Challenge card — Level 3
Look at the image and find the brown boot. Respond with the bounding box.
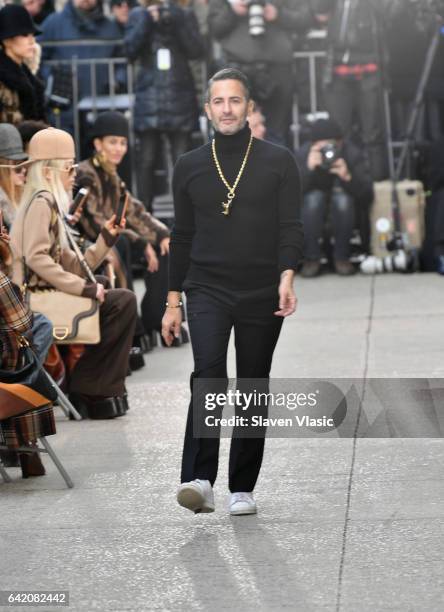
[20,450,45,478]
[334,260,356,276]
[301,260,321,278]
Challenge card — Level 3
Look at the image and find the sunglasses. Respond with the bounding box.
[54,164,79,176]
[12,165,28,175]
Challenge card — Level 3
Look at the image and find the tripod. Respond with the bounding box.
[380,14,443,253]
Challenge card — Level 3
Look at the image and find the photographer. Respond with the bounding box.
[125,0,204,211]
[208,0,316,145]
[316,0,401,181]
[297,118,373,277]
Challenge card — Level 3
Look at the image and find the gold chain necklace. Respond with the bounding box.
[211,133,253,216]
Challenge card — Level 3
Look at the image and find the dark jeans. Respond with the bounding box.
[325,72,388,181]
[30,314,53,364]
[181,285,283,493]
[302,188,355,261]
[136,129,190,211]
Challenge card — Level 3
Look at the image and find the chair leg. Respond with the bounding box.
[45,372,82,421]
[0,462,12,483]
[39,437,74,489]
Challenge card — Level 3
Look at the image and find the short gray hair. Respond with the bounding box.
[205,68,251,103]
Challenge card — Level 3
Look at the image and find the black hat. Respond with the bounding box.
[0,5,41,41]
[310,118,344,142]
[90,111,129,140]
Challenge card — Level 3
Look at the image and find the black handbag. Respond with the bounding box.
[0,336,58,402]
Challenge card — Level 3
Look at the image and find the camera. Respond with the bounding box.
[360,251,410,274]
[248,0,266,37]
[320,142,340,170]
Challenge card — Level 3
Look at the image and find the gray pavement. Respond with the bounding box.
[1,273,444,611]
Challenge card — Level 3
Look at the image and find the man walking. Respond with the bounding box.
[162,68,303,516]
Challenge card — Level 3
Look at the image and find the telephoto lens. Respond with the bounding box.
[248,0,266,36]
[360,251,409,274]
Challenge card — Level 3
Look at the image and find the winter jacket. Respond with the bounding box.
[76,157,170,245]
[208,0,315,64]
[322,0,398,66]
[39,0,122,101]
[0,50,46,125]
[297,139,374,203]
[124,4,204,132]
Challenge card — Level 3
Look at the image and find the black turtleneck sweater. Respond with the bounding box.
[169,124,304,292]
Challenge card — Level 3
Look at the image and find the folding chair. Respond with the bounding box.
[0,383,74,488]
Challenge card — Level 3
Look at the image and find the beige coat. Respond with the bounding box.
[10,191,112,297]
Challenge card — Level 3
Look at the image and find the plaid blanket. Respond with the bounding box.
[0,272,33,370]
[0,404,56,449]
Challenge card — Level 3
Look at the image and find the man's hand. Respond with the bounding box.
[274,270,298,317]
[161,291,183,346]
[329,158,351,182]
[264,3,278,21]
[231,0,248,16]
[307,143,323,171]
[159,236,170,256]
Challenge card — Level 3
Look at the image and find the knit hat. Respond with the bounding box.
[0,5,41,41]
[90,111,129,140]
[28,128,75,161]
[0,124,28,161]
[310,118,344,142]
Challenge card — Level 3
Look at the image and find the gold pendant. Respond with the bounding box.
[221,192,234,216]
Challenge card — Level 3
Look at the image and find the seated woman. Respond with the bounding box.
[76,111,188,345]
[10,127,137,419]
[0,122,53,364]
[0,229,50,477]
[76,111,170,287]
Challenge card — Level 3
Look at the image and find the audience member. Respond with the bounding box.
[39,0,123,132]
[297,118,373,277]
[10,127,137,419]
[76,111,170,286]
[125,0,204,210]
[208,0,315,145]
[0,4,46,125]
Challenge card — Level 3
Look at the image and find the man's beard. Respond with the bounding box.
[214,116,247,135]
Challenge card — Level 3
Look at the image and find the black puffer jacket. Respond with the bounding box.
[125,4,204,132]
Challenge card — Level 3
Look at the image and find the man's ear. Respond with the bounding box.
[204,102,212,121]
[43,167,52,182]
[247,99,255,116]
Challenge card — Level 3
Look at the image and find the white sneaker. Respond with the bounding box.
[177,479,215,513]
[229,492,257,515]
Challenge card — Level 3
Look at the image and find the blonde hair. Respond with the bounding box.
[17,159,72,247]
[0,158,22,208]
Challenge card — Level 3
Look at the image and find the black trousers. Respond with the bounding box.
[325,72,388,181]
[136,129,190,211]
[181,285,283,493]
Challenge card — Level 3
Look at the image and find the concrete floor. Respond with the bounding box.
[1,273,444,611]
